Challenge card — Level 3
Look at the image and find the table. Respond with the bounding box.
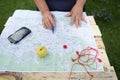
[20,16,118,80]
[0,16,118,80]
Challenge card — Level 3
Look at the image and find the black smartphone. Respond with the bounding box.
[8,27,31,44]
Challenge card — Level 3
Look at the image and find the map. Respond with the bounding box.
[0,10,103,72]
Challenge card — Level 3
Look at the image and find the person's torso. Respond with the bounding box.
[45,0,76,11]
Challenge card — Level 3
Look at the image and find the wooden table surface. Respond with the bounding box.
[0,16,118,80]
[19,16,118,80]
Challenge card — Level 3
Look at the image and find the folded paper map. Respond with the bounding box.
[0,10,103,72]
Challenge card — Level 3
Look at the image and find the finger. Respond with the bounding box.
[45,19,52,30]
[49,15,56,26]
[47,18,52,29]
[42,19,47,29]
[44,22,49,29]
[70,16,75,26]
[65,12,71,17]
[43,22,47,29]
[82,16,87,23]
[79,19,82,27]
[78,16,82,27]
[75,17,79,28]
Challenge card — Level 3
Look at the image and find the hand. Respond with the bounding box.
[65,5,86,28]
[42,11,56,30]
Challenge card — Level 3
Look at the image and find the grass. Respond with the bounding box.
[86,0,120,79]
[0,0,36,33]
[0,0,120,79]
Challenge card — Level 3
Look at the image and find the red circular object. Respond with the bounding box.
[97,58,102,62]
[63,45,67,49]
[76,51,79,55]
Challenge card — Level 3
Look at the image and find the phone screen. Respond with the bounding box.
[8,27,31,44]
[10,29,28,41]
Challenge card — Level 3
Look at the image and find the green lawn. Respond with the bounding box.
[86,1,120,79]
[0,0,120,79]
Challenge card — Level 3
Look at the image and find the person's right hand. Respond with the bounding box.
[42,11,56,30]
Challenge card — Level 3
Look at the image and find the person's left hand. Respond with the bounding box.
[65,5,86,28]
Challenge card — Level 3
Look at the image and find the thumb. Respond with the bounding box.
[65,12,71,17]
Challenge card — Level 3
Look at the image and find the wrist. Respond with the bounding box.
[73,4,83,12]
[41,9,50,15]
[42,10,52,18]
[76,0,86,8]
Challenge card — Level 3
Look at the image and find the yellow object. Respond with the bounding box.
[0,77,8,80]
[36,46,47,57]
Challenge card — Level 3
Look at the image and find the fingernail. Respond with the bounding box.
[79,24,81,27]
[76,25,78,28]
[53,22,56,26]
[47,27,51,30]
[70,23,72,26]
[53,24,56,27]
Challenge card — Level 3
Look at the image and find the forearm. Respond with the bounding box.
[34,0,49,15]
[76,0,86,8]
